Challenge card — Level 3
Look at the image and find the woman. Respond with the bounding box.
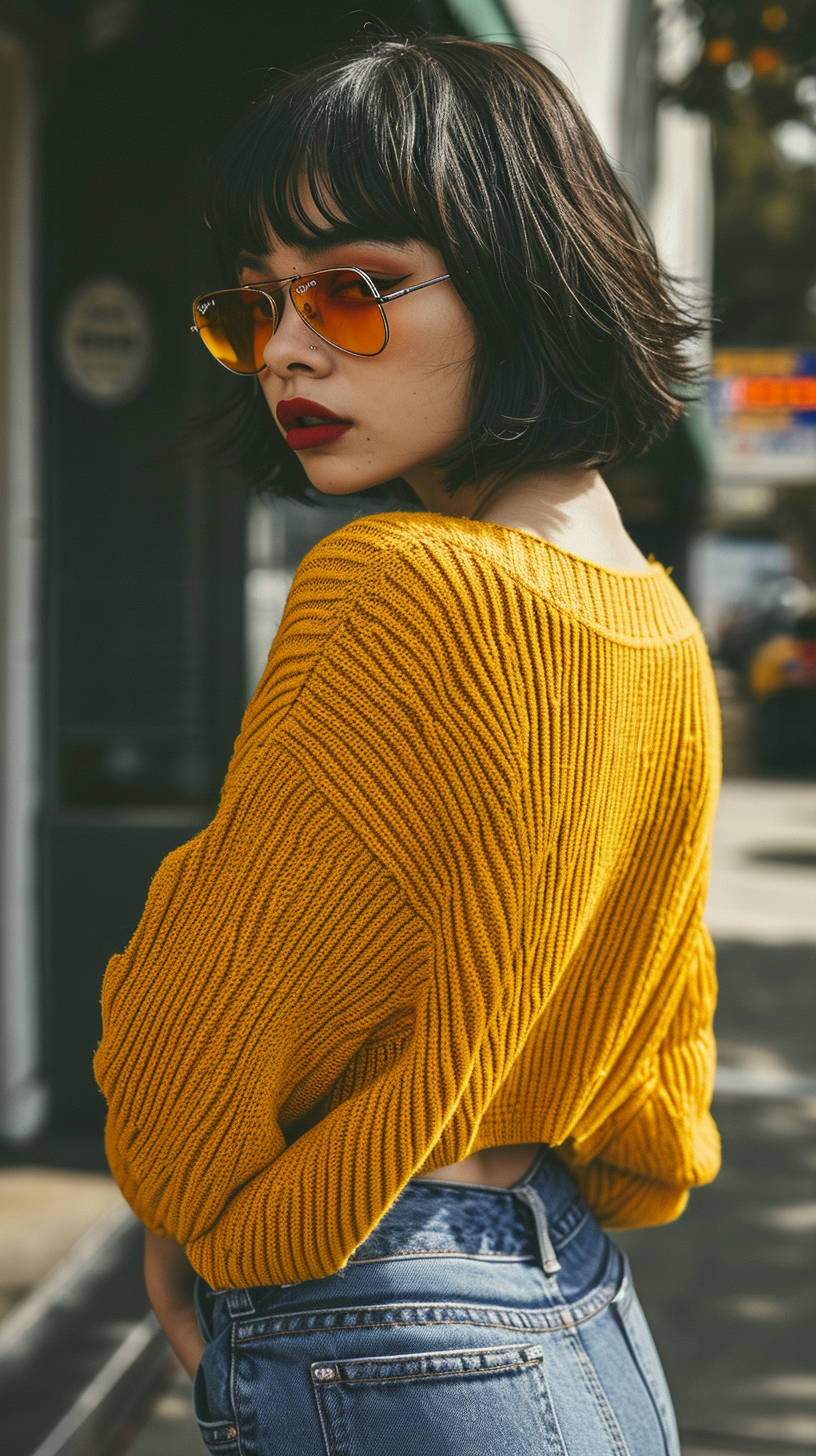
[95,36,721,1455]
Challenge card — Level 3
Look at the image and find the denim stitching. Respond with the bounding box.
[347,1251,534,1265]
[314,1342,542,1386]
[551,1208,590,1253]
[567,1325,631,1456]
[312,1376,338,1456]
[610,1262,679,1456]
[228,1320,245,1456]
[233,1281,618,1343]
[549,1201,591,1248]
[348,1245,460,1261]
[532,1361,570,1456]
[326,1356,532,1385]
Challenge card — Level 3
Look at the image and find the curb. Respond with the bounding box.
[0,1200,171,1456]
[0,1202,135,1364]
[28,1313,168,1456]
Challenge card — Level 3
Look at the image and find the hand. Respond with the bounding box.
[144,1228,206,1378]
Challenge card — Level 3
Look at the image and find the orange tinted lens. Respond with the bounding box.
[290,269,386,355]
[193,289,277,373]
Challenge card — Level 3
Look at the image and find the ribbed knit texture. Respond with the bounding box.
[95,512,721,1288]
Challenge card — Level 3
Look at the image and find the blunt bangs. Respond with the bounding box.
[205,36,701,500]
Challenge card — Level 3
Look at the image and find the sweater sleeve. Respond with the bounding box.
[96,530,534,1287]
[183,783,525,1288]
[102,744,528,1289]
[556,922,720,1227]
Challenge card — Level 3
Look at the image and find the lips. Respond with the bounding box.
[276,397,352,451]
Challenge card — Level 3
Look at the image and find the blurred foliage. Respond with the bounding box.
[712,93,816,341]
[666,1,816,117]
[665,1,816,343]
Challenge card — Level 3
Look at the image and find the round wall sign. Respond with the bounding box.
[59,278,152,405]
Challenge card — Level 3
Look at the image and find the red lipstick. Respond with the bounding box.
[276,397,352,450]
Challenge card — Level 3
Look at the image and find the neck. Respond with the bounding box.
[401,462,650,572]
[403,461,600,521]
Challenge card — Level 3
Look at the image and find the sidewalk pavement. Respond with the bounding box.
[706,779,816,943]
[0,1168,125,1322]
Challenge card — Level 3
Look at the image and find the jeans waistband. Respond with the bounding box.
[346,1149,589,1276]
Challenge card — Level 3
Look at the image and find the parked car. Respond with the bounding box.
[719,576,816,772]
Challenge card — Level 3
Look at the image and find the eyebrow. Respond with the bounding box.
[238,229,412,267]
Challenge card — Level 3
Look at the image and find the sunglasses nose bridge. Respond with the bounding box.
[258,284,311,358]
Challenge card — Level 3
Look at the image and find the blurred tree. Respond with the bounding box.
[665,0,816,343]
[712,96,816,342]
[667,0,816,117]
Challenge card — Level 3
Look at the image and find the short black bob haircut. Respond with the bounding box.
[205,34,700,503]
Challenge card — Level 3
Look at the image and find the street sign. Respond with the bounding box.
[707,348,816,480]
[59,278,152,406]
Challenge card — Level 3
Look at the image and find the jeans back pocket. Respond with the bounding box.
[311,1340,566,1456]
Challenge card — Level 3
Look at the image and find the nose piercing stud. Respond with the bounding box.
[309,345,317,351]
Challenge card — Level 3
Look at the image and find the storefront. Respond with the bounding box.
[0,0,522,1141]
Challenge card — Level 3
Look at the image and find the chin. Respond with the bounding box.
[300,460,396,497]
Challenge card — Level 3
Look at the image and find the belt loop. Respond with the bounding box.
[224,1287,254,1316]
[511,1184,561,1274]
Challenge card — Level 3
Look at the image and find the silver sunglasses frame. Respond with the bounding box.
[191,265,451,370]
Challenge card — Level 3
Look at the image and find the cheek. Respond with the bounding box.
[374,311,476,432]
[357,370,470,457]
[401,369,470,438]
[415,307,474,412]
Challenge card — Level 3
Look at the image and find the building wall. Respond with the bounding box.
[0,34,45,1139]
[506,0,632,159]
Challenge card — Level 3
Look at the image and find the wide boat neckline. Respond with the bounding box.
[427,511,662,581]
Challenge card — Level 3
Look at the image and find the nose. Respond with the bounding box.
[262,287,331,376]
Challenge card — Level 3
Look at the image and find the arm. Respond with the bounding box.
[143,1229,205,1378]
[98,535,531,1287]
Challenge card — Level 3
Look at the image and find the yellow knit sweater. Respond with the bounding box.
[95,512,721,1288]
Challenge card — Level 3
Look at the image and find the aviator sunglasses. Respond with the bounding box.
[191,265,450,373]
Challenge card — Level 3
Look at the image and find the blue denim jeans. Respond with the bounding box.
[193,1149,680,1455]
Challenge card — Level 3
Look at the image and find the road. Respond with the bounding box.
[127,779,816,1456]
